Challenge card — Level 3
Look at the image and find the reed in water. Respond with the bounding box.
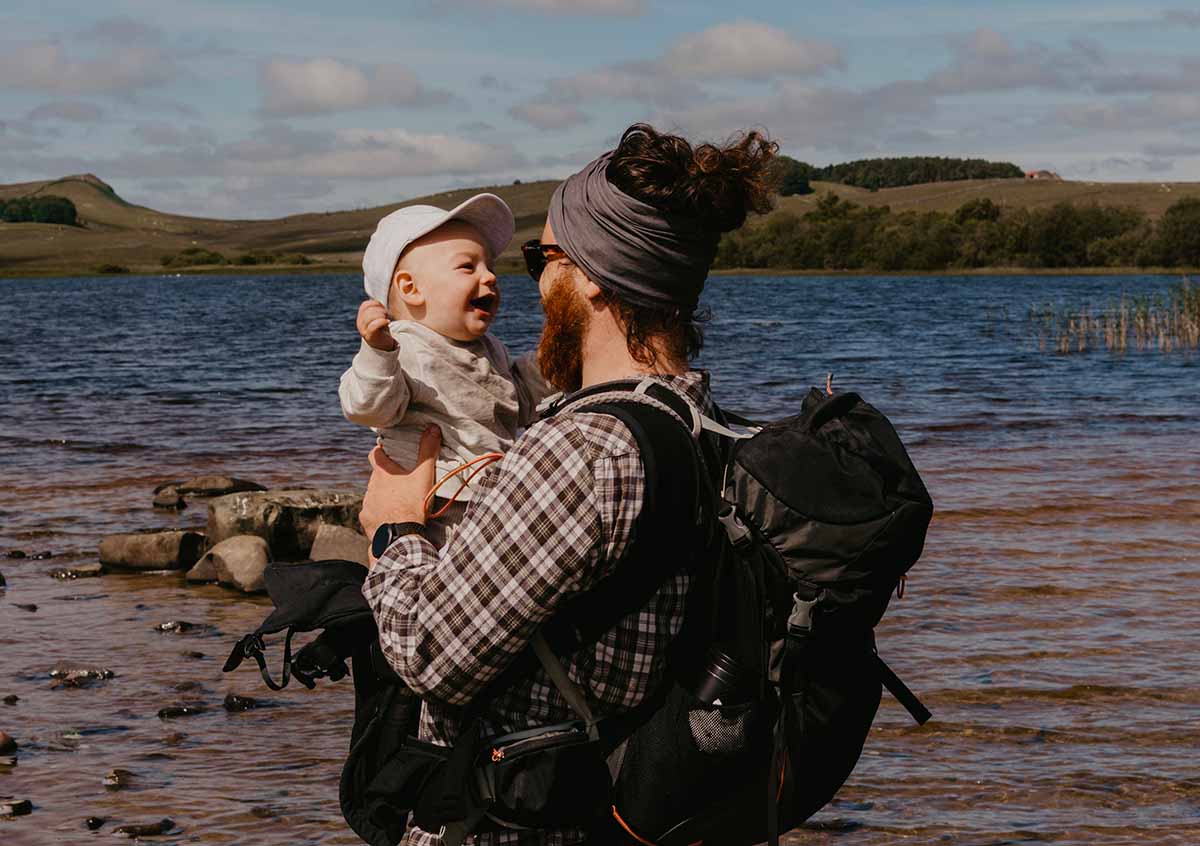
[1029,278,1200,355]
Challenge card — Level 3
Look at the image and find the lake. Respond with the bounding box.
[1,272,1197,845]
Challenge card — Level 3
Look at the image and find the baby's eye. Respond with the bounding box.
[458,262,474,270]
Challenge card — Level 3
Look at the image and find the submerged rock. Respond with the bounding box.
[103,768,135,790]
[49,563,104,580]
[85,816,107,830]
[309,523,369,566]
[0,571,5,587]
[30,551,53,560]
[180,650,205,660]
[50,667,115,689]
[154,621,211,634]
[99,530,205,571]
[178,475,265,497]
[6,550,25,559]
[2,695,17,705]
[13,603,37,612]
[0,731,16,755]
[113,818,174,837]
[0,798,32,817]
[50,666,115,681]
[223,693,260,712]
[157,704,206,719]
[208,535,271,593]
[153,489,186,510]
[206,490,363,561]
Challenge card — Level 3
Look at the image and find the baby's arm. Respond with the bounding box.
[339,301,411,427]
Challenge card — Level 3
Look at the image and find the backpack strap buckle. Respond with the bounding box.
[717,505,752,547]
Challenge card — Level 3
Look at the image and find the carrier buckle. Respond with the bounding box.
[717,506,751,547]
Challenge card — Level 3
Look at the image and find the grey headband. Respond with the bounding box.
[548,150,719,311]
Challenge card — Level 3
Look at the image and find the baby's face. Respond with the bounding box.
[397,221,500,341]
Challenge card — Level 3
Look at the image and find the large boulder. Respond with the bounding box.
[99,530,205,571]
[206,490,363,561]
[207,536,271,593]
[177,475,266,497]
[309,523,369,567]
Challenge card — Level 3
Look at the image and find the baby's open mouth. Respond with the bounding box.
[469,293,497,312]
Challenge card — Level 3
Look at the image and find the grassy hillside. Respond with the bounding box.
[2,172,1199,276]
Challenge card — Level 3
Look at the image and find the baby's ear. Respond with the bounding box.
[392,267,424,307]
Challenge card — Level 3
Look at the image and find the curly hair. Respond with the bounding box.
[600,123,777,367]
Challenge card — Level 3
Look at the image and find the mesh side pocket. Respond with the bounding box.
[610,682,771,842]
[687,703,753,756]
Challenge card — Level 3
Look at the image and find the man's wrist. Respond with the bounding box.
[371,521,427,559]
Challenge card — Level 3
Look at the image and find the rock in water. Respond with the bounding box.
[0,798,32,817]
[85,816,107,830]
[113,818,174,837]
[5,550,25,559]
[14,603,37,612]
[206,490,363,561]
[49,563,104,580]
[99,530,205,571]
[0,571,5,587]
[184,552,218,583]
[103,768,135,789]
[3,695,18,705]
[0,731,16,755]
[153,489,186,510]
[309,523,369,566]
[194,536,269,593]
[50,667,115,689]
[154,620,212,634]
[223,693,259,712]
[178,475,265,497]
[157,704,206,719]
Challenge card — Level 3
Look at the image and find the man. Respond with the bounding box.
[359,123,777,845]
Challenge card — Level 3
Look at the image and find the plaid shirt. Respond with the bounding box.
[363,371,714,846]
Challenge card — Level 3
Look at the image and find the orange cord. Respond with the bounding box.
[612,806,657,846]
[423,452,504,519]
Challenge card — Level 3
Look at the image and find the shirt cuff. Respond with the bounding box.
[352,338,399,378]
[362,533,435,604]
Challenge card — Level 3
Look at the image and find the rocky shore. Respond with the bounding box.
[0,473,371,830]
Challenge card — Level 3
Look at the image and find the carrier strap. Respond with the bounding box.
[874,654,932,725]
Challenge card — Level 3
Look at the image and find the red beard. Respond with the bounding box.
[536,274,589,393]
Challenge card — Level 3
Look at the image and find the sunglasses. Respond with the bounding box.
[521,239,567,282]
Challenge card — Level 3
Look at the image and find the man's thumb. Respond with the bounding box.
[418,425,442,464]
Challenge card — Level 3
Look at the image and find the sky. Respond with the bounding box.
[3,0,1199,219]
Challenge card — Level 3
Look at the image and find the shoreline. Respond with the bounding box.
[1,263,1196,281]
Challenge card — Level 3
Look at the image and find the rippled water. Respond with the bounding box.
[1,273,1197,845]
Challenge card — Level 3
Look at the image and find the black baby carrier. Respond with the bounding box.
[224,378,934,846]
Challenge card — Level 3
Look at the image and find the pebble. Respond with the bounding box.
[103,768,135,790]
[14,603,37,612]
[113,818,174,837]
[157,704,206,719]
[86,816,107,830]
[0,731,16,755]
[49,563,104,580]
[223,693,260,712]
[6,550,26,559]
[0,798,33,817]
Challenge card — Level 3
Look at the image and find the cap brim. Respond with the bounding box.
[441,193,516,260]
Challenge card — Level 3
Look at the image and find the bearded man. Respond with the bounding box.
[359,123,776,846]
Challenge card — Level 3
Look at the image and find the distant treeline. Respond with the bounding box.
[769,156,1024,196]
[0,195,78,225]
[715,195,1200,271]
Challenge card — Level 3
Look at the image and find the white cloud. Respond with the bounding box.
[0,41,176,95]
[259,58,452,116]
[26,101,105,122]
[660,21,844,81]
[509,102,591,130]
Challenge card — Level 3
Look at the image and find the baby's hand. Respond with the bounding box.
[357,300,397,351]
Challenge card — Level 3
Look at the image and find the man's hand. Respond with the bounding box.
[357,300,397,351]
[360,425,441,541]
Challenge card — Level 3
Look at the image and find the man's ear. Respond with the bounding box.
[393,267,424,307]
[581,278,604,301]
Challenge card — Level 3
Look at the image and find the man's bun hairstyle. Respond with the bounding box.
[605,123,778,233]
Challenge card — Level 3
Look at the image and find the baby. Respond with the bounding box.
[339,194,552,546]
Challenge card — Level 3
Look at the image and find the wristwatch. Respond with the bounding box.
[371,522,427,558]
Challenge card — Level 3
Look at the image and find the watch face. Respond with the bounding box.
[371,525,394,559]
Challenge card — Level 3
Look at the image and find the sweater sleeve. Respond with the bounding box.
[338,339,412,428]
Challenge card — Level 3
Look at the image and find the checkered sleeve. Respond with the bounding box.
[361,412,641,707]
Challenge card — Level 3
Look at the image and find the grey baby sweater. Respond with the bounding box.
[339,320,553,501]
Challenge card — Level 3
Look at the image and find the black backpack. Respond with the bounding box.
[225,378,933,846]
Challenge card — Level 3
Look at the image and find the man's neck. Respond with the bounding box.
[579,317,687,388]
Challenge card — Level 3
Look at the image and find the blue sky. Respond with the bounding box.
[3,0,1199,218]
